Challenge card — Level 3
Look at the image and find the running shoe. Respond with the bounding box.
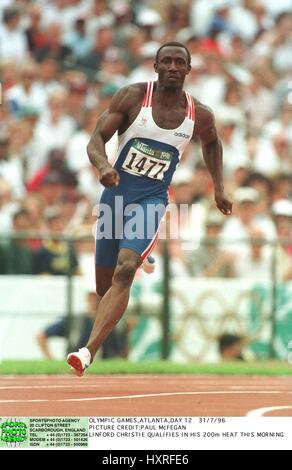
[67,347,91,376]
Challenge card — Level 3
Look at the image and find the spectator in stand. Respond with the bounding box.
[0,129,25,199]
[25,3,47,55]
[187,210,234,278]
[28,89,75,179]
[38,172,65,208]
[0,58,18,94]
[38,57,61,95]
[34,208,79,276]
[165,1,190,35]
[254,11,292,74]
[59,191,82,232]
[0,6,29,61]
[207,0,237,40]
[192,162,214,203]
[193,52,226,108]
[216,108,249,179]
[66,106,111,204]
[86,0,115,39]
[97,48,129,89]
[22,193,46,248]
[272,174,292,202]
[127,41,159,84]
[242,172,273,221]
[221,186,276,251]
[136,8,163,42]
[0,178,18,233]
[36,288,127,359]
[111,1,134,48]
[252,130,291,177]
[66,108,98,172]
[77,26,115,80]
[36,289,97,360]
[263,101,292,141]
[243,69,276,133]
[0,208,34,274]
[168,165,203,252]
[34,22,73,70]
[26,148,66,193]
[63,17,92,60]
[123,28,148,72]
[63,72,89,126]
[232,226,272,280]
[218,334,246,361]
[271,199,292,280]
[5,60,47,117]
[227,0,270,44]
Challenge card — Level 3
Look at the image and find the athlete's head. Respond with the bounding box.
[154,42,191,90]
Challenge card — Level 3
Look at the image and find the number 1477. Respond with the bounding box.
[124,153,167,179]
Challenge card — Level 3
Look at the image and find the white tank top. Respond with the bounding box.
[112,81,195,199]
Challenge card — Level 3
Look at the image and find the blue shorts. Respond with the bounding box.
[95,186,167,268]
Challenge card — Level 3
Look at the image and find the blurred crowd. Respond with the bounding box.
[0,0,292,280]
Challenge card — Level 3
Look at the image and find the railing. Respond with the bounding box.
[0,232,291,362]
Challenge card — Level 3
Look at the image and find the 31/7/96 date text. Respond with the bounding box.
[198,418,226,423]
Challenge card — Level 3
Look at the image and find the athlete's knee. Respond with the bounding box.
[113,256,140,288]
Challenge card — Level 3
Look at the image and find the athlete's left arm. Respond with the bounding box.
[195,104,233,216]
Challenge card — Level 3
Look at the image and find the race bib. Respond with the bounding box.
[122,139,173,181]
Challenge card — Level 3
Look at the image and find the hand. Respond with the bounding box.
[215,189,233,216]
[99,165,120,188]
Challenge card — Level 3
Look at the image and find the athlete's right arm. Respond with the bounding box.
[86,86,130,187]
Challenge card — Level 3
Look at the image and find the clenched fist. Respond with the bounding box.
[99,165,120,188]
[215,189,233,216]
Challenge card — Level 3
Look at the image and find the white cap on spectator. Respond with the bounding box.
[205,210,225,226]
[140,41,160,59]
[214,0,232,10]
[171,167,193,186]
[136,9,161,26]
[271,199,292,217]
[110,1,130,16]
[176,27,198,43]
[216,105,245,127]
[225,64,252,85]
[234,187,259,203]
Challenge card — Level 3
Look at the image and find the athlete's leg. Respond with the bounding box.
[67,196,165,374]
[86,248,141,361]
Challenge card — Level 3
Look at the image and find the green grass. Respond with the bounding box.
[0,359,292,376]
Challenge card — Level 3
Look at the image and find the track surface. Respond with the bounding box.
[0,375,292,416]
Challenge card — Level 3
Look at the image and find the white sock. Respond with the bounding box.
[79,347,91,363]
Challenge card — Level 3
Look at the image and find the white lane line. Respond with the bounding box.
[0,384,250,391]
[228,385,291,390]
[0,390,280,404]
[246,406,292,417]
[1,375,225,379]
[0,384,116,390]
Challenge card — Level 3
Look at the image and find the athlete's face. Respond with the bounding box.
[154,47,191,89]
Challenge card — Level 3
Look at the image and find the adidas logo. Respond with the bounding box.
[174,132,190,139]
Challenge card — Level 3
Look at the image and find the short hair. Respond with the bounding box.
[3,6,20,23]
[13,208,30,222]
[218,334,242,353]
[155,42,191,66]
